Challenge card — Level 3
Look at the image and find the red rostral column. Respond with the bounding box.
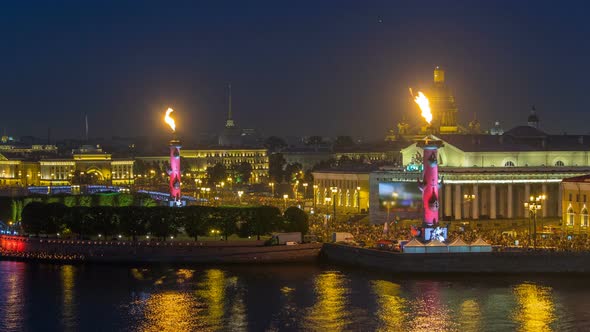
[417,136,444,227]
[169,138,182,203]
[164,108,181,205]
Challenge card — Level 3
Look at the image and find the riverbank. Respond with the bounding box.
[321,243,590,273]
[0,235,322,264]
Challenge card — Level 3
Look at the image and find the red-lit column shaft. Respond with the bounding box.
[169,143,181,201]
[422,146,440,226]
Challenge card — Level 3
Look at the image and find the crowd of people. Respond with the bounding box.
[308,213,590,251]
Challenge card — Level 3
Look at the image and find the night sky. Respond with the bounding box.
[2,0,590,140]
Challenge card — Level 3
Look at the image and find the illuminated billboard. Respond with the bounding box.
[378,182,422,219]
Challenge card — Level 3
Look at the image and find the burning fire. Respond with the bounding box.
[164,108,176,132]
[414,91,432,125]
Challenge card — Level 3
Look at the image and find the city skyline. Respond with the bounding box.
[2,1,590,140]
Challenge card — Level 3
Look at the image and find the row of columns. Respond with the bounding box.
[443,183,555,220]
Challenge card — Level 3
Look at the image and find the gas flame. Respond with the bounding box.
[414,91,432,124]
[164,108,176,132]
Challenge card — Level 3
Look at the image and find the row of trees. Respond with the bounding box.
[21,203,309,241]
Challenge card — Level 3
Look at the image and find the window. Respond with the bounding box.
[582,208,589,227]
[504,161,515,167]
[555,160,565,166]
[585,195,588,203]
[569,193,573,201]
[567,206,575,226]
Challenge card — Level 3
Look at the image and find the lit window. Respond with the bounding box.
[504,161,515,167]
[567,207,575,226]
[555,160,565,167]
[582,208,589,227]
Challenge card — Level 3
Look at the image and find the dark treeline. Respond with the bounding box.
[21,203,309,241]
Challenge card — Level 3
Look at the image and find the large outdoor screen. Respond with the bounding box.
[378,182,422,219]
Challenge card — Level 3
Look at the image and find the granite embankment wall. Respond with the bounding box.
[321,243,590,273]
[0,235,322,264]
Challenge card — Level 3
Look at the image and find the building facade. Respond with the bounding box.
[312,169,371,213]
[562,175,590,234]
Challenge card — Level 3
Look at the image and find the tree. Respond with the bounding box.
[283,206,309,235]
[207,163,227,185]
[234,161,253,184]
[283,163,303,183]
[184,206,211,241]
[21,202,45,236]
[269,153,286,183]
[240,206,283,240]
[45,203,67,235]
[119,207,148,240]
[264,136,287,152]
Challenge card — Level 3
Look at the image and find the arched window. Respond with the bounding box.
[582,208,589,227]
[504,161,515,167]
[555,160,565,167]
[567,206,575,226]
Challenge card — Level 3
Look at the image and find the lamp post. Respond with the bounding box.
[283,194,289,210]
[269,182,275,197]
[303,183,308,199]
[356,186,361,213]
[330,187,338,223]
[383,200,395,226]
[524,194,546,249]
[237,190,244,204]
[463,194,475,218]
[313,184,318,209]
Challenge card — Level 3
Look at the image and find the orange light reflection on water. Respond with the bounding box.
[512,283,556,332]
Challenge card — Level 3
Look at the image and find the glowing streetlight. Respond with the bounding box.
[269,182,275,197]
[237,190,244,204]
[524,194,546,249]
[283,194,289,209]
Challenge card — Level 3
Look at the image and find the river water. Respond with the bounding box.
[0,260,588,331]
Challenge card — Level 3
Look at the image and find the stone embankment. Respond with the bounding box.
[321,243,590,273]
[0,235,322,264]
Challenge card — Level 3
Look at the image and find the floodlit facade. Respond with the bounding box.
[561,175,590,234]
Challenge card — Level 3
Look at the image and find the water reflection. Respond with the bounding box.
[458,299,481,332]
[304,271,350,331]
[512,283,555,332]
[371,280,407,331]
[61,265,76,331]
[408,281,456,331]
[141,292,201,332]
[2,262,25,331]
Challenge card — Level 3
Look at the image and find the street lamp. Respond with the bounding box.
[237,190,244,204]
[464,194,475,218]
[269,182,275,197]
[356,186,361,213]
[330,187,338,223]
[383,200,395,226]
[283,194,289,209]
[313,184,318,208]
[303,183,308,199]
[524,194,546,249]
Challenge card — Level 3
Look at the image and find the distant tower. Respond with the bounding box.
[85,114,89,141]
[225,83,235,128]
[429,66,459,134]
[490,121,504,135]
[468,113,481,134]
[528,106,539,128]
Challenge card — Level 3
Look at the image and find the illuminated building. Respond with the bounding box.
[429,66,460,134]
[138,148,269,184]
[0,144,134,188]
[312,169,371,212]
[561,175,590,234]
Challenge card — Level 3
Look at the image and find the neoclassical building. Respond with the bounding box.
[368,126,590,224]
[561,175,590,234]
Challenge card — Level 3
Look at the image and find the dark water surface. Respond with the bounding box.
[0,260,588,331]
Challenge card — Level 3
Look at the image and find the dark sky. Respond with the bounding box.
[2,0,590,140]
